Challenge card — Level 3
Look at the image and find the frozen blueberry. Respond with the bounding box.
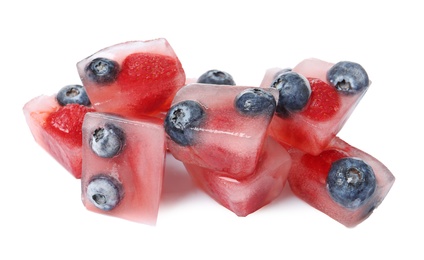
[56,84,91,106]
[234,88,276,116]
[86,174,123,211]
[90,123,125,158]
[197,69,236,85]
[327,157,376,209]
[327,61,369,94]
[164,100,205,146]
[85,58,119,85]
[271,71,311,116]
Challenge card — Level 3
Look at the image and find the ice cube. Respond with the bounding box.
[81,112,166,225]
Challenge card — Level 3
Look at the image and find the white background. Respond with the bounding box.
[1,0,422,259]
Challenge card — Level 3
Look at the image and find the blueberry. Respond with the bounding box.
[234,88,276,116]
[86,174,123,211]
[326,61,369,94]
[270,71,311,116]
[56,84,91,106]
[90,123,125,158]
[85,57,119,85]
[326,157,376,209]
[197,70,236,85]
[164,100,205,146]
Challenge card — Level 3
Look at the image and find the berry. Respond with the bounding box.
[271,71,311,116]
[301,149,349,178]
[90,123,125,158]
[45,104,95,146]
[234,88,276,116]
[327,61,369,94]
[86,174,123,211]
[164,100,205,146]
[197,70,236,85]
[117,52,181,89]
[85,58,119,85]
[327,157,376,209]
[301,78,340,121]
[56,84,91,106]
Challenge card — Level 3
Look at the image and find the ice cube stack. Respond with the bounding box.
[23,38,395,227]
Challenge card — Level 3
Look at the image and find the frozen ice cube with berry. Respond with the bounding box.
[260,58,370,155]
[81,112,166,225]
[77,38,186,118]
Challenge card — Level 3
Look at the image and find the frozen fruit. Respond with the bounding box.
[77,38,186,118]
[197,69,236,85]
[164,100,206,146]
[81,112,166,225]
[90,123,125,158]
[23,38,394,227]
[287,137,395,227]
[234,88,276,116]
[44,104,93,147]
[56,84,91,106]
[165,83,278,178]
[260,58,369,155]
[86,174,123,211]
[327,157,376,209]
[85,58,119,85]
[271,71,311,116]
[327,61,369,94]
[300,78,341,121]
[185,137,291,216]
[23,93,94,178]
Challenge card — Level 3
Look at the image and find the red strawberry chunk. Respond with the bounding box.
[45,104,94,146]
[302,78,340,121]
[118,53,181,88]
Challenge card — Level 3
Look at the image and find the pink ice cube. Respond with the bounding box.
[77,38,186,118]
[287,137,395,227]
[185,137,292,216]
[23,95,94,178]
[81,112,166,225]
[165,83,278,178]
[260,58,369,155]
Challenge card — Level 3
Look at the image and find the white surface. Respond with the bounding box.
[1,1,421,259]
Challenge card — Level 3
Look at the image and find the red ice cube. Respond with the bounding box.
[287,137,395,227]
[81,112,166,225]
[165,83,279,178]
[260,58,369,155]
[185,137,291,216]
[77,38,186,118]
[23,95,94,178]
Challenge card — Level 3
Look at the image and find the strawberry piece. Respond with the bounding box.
[118,53,181,88]
[45,104,94,146]
[302,78,340,121]
[301,149,348,180]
